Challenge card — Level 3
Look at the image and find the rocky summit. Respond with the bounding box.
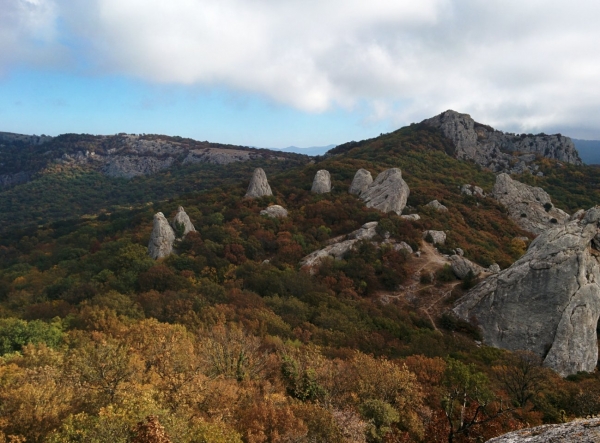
[492,173,570,234]
[245,168,273,198]
[454,207,600,376]
[360,168,409,215]
[311,169,331,194]
[148,212,176,259]
[422,110,582,173]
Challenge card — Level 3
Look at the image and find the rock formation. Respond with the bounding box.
[260,205,288,218]
[450,255,484,279]
[245,168,273,198]
[425,200,448,212]
[349,169,373,196]
[487,418,600,443]
[311,170,331,194]
[400,214,420,221]
[453,207,600,376]
[492,173,569,234]
[360,168,409,215]
[423,230,446,245]
[422,110,582,173]
[172,206,195,238]
[148,212,176,259]
[461,184,485,197]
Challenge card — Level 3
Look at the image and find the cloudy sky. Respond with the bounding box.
[1,0,600,147]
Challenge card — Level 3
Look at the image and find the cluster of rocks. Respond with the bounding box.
[260,205,288,218]
[300,221,414,271]
[148,206,196,259]
[461,184,485,197]
[422,110,582,174]
[454,207,600,376]
[492,173,570,234]
[350,168,410,215]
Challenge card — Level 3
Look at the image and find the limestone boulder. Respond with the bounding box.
[461,184,485,197]
[148,212,176,259]
[245,168,273,198]
[400,214,421,221]
[450,255,484,279]
[423,230,446,245]
[453,207,600,376]
[311,170,331,194]
[492,173,570,235]
[172,206,195,238]
[260,205,289,218]
[349,169,373,196]
[360,168,409,215]
[486,418,600,443]
[425,200,448,212]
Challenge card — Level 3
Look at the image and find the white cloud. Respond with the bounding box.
[4,0,600,136]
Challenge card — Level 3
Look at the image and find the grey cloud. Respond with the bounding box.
[3,0,600,137]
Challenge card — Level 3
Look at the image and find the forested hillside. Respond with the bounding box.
[1,123,600,443]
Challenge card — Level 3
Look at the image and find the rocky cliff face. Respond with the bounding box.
[422,110,582,173]
[311,170,331,194]
[492,173,570,234]
[360,168,410,215]
[487,418,600,443]
[453,207,600,376]
[245,168,273,198]
[148,212,176,259]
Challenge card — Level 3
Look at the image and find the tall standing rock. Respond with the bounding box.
[492,173,569,235]
[360,168,409,215]
[453,207,600,376]
[245,168,273,198]
[148,212,176,259]
[349,169,373,196]
[311,170,331,194]
[172,206,195,238]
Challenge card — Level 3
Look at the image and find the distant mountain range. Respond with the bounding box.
[572,139,600,164]
[270,144,336,156]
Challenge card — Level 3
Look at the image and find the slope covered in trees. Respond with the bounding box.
[1,123,600,442]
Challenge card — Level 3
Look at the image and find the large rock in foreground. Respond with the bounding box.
[486,418,600,443]
[172,206,195,238]
[311,170,331,194]
[349,169,373,196]
[454,207,600,376]
[493,173,569,235]
[245,168,273,198]
[360,168,409,215]
[148,212,176,259]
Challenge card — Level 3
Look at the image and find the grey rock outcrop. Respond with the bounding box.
[260,205,288,218]
[453,207,600,376]
[360,168,410,215]
[148,212,176,259]
[423,230,446,245]
[300,222,379,269]
[422,110,582,173]
[400,214,421,221]
[311,170,331,194]
[349,169,373,196]
[486,418,600,443]
[492,173,569,234]
[425,200,448,212]
[245,168,273,198]
[450,255,484,279]
[461,184,485,197]
[488,263,501,274]
[172,206,195,238]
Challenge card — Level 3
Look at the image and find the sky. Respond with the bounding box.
[2,0,600,148]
